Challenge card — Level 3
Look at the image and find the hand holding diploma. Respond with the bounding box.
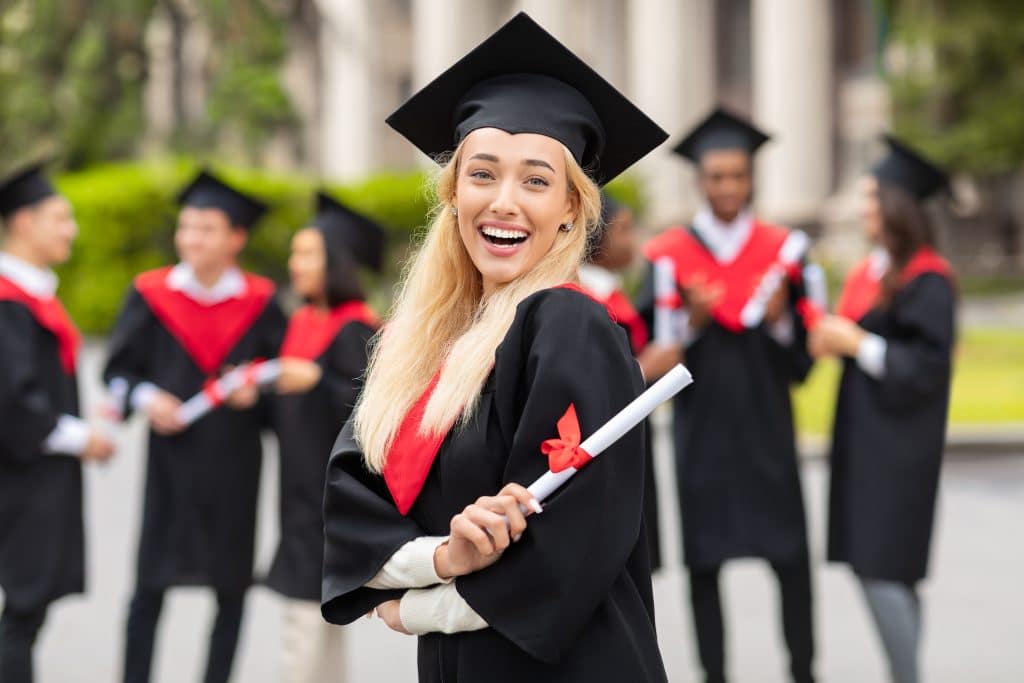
[176,359,282,426]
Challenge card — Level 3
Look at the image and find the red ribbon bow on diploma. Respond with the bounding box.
[541,404,594,473]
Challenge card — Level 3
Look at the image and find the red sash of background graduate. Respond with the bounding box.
[582,286,649,354]
[134,266,275,375]
[836,247,954,323]
[280,301,379,361]
[382,282,606,515]
[644,221,802,332]
[0,276,81,374]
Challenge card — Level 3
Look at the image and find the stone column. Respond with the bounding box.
[752,0,832,226]
[628,0,715,226]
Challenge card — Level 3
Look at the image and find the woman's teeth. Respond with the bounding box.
[480,225,528,246]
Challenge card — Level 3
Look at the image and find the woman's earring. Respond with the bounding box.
[450,206,458,217]
[560,221,574,232]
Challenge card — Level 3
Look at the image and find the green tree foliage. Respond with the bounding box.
[0,0,299,169]
[885,0,1024,173]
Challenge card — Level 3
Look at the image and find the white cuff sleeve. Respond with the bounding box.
[856,333,888,379]
[767,310,795,346]
[399,582,488,635]
[42,415,90,456]
[130,382,159,412]
[365,536,451,590]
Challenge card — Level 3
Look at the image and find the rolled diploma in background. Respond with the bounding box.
[739,230,811,328]
[176,359,283,426]
[525,363,693,505]
[653,257,680,344]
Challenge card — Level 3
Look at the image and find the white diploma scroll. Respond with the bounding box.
[176,359,282,426]
[653,257,681,344]
[526,363,694,505]
[802,262,828,312]
[739,230,811,329]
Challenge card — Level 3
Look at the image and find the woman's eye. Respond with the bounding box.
[526,176,550,187]
[470,170,493,180]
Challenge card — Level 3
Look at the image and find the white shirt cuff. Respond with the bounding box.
[42,415,90,456]
[767,310,795,346]
[365,536,451,590]
[130,382,159,412]
[856,333,888,379]
[399,583,488,635]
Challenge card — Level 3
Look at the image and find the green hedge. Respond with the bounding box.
[53,159,642,333]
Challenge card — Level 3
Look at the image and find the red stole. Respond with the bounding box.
[836,248,954,323]
[580,285,649,354]
[135,266,275,374]
[382,282,605,515]
[0,276,81,374]
[280,301,378,361]
[643,220,799,332]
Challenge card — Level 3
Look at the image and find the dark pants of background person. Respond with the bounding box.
[688,560,815,683]
[0,605,48,683]
[123,587,246,683]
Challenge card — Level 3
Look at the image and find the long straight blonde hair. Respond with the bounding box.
[354,140,603,473]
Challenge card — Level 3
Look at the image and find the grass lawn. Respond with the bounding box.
[793,327,1024,436]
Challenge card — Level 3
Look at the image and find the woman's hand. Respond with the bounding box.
[375,599,412,635]
[681,274,724,331]
[276,358,323,394]
[808,314,866,359]
[434,483,541,579]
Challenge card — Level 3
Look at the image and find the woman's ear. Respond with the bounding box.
[562,188,579,226]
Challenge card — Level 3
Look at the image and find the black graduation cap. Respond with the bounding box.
[672,107,772,163]
[385,12,667,186]
[0,161,57,219]
[176,169,268,229]
[872,135,949,201]
[312,192,386,272]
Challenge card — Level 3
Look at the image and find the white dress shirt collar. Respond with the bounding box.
[578,263,622,300]
[867,247,891,280]
[692,206,755,264]
[0,251,58,298]
[166,262,246,305]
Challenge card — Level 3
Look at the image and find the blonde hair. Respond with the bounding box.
[354,141,602,473]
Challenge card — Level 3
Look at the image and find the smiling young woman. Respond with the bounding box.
[320,12,669,683]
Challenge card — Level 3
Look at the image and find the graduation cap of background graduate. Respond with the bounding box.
[177,169,269,230]
[385,12,667,186]
[672,107,772,163]
[872,135,949,201]
[0,161,57,220]
[312,191,386,272]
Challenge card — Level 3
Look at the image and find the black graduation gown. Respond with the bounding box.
[827,273,955,583]
[638,227,814,570]
[264,319,375,602]
[102,284,286,594]
[321,288,667,683]
[0,301,84,612]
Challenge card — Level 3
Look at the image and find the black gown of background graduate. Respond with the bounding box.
[264,302,377,601]
[103,270,285,594]
[827,253,956,583]
[0,281,84,612]
[321,288,667,683]
[639,224,814,569]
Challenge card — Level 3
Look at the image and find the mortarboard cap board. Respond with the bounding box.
[176,168,268,229]
[312,192,386,272]
[0,161,57,220]
[385,12,667,186]
[872,135,949,201]
[672,107,772,163]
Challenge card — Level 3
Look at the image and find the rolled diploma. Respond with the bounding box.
[176,359,283,426]
[526,363,693,505]
[739,230,810,328]
[653,257,680,344]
